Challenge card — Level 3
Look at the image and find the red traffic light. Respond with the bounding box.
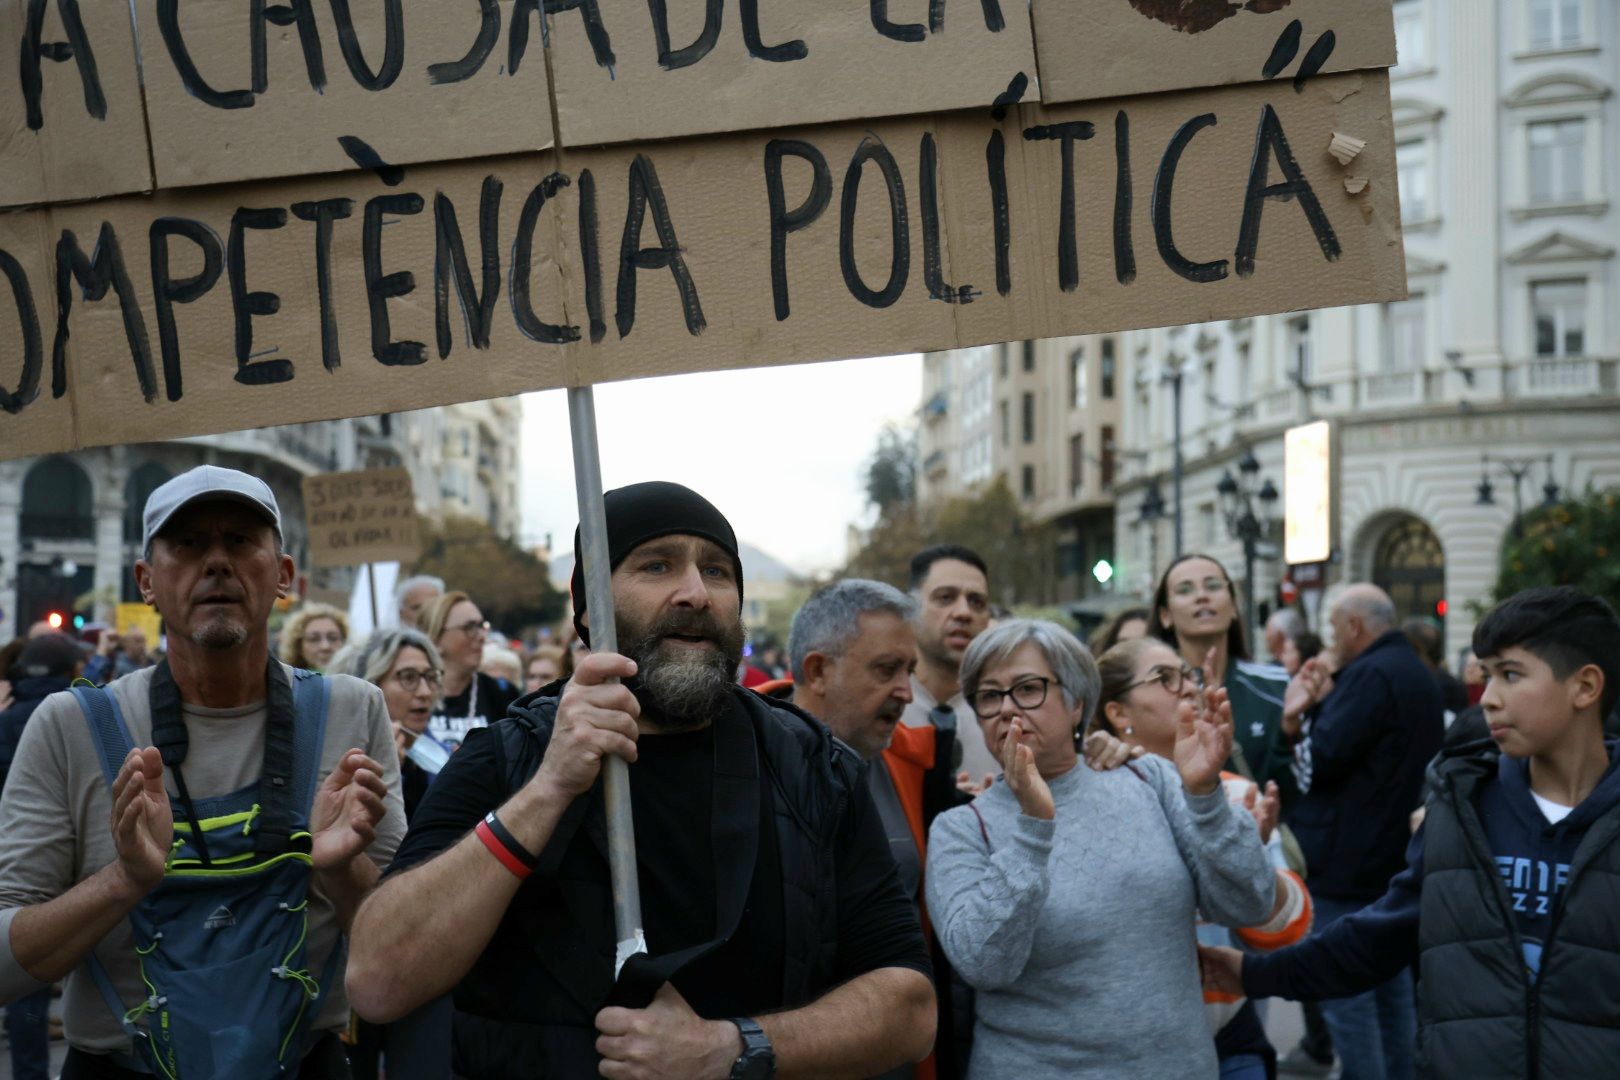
[1435,599,1448,618]
[46,611,65,629]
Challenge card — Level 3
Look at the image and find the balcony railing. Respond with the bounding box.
[1361,370,1423,407]
[1518,357,1602,397]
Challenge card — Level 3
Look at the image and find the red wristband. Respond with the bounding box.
[475,819,533,880]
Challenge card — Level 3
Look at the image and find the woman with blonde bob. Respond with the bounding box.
[278,602,348,672]
[924,619,1275,1079]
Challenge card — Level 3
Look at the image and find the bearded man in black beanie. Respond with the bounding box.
[349,482,936,1080]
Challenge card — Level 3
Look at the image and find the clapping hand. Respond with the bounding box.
[110,747,173,895]
[1173,678,1233,798]
[1242,780,1281,844]
[1001,719,1055,821]
[310,748,388,871]
[1281,657,1334,738]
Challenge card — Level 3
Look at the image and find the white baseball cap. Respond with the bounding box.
[142,465,282,551]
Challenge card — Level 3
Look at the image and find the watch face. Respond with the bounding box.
[736,1054,774,1080]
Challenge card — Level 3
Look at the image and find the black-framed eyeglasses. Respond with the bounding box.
[392,667,443,692]
[1122,663,1200,696]
[970,676,1054,719]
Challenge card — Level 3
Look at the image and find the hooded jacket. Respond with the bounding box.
[1246,738,1620,1078]
[0,675,72,792]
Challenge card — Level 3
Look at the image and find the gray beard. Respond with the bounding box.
[192,620,248,650]
[638,645,734,728]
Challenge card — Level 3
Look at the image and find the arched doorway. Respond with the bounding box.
[20,456,94,541]
[18,456,97,629]
[1371,516,1446,624]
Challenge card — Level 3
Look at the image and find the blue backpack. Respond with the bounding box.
[71,662,337,1079]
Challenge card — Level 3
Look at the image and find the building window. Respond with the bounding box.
[1528,0,1584,51]
[1070,434,1085,495]
[1383,295,1426,372]
[1528,119,1586,205]
[999,399,1010,447]
[1532,280,1586,357]
[1021,464,1036,501]
[1237,343,1252,403]
[1071,349,1088,409]
[1101,339,1117,398]
[999,346,1008,380]
[1021,392,1035,444]
[1022,341,1036,372]
[1200,503,1217,547]
[1100,426,1117,490]
[1393,0,1426,68]
[1287,317,1312,384]
[1397,138,1430,222]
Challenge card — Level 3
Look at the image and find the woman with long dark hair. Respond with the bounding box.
[1151,554,1298,807]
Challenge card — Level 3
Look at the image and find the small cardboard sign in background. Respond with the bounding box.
[1032,0,1397,105]
[301,468,420,568]
[133,0,555,190]
[547,0,1038,147]
[0,0,152,209]
[114,602,164,645]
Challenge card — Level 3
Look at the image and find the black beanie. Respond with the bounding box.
[571,481,743,647]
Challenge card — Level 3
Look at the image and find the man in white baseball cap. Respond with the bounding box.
[0,465,408,1078]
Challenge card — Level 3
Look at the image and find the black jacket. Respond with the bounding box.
[449,685,867,1079]
[0,675,70,793]
[1417,742,1620,1077]
[1288,630,1444,900]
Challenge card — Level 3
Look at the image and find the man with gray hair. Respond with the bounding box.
[789,580,968,1079]
[394,575,445,630]
[1277,583,1443,1080]
[1263,607,1305,665]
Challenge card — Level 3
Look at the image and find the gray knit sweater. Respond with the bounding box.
[925,754,1275,1079]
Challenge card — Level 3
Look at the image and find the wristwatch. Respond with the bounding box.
[727,1017,775,1079]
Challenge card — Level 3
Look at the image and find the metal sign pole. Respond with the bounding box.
[567,386,647,974]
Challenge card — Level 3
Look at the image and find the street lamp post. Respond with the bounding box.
[1217,449,1280,642]
[1476,454,1560,536]
[1139,478,1168,587]
[1163,358,1187,560]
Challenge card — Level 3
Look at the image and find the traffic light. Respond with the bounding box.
[73,614,86,630]
[46,611,64,630]
[1435,599,1448,619]
[1091,559,1115,586]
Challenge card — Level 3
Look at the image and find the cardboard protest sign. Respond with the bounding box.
[133,0,555,190]
[546,0,1038,147]
[0,69,1403,459]
[1031,0,1397,105]
[301,467,420,567]
[0,0,152,209]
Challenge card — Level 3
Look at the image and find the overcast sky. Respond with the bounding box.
[519,354,923,574]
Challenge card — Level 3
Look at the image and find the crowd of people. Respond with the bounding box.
[0,465,1617,1080]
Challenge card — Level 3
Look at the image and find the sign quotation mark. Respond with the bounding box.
[1262,20,1337,91]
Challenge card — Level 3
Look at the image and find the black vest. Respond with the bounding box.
[450,686,861,1079]
[1417,745,1620,1079]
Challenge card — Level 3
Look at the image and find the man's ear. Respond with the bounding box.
[277,553,296,598]
[1569,663,1605,714]
[134,560,157,607]
[801,651,833,695]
